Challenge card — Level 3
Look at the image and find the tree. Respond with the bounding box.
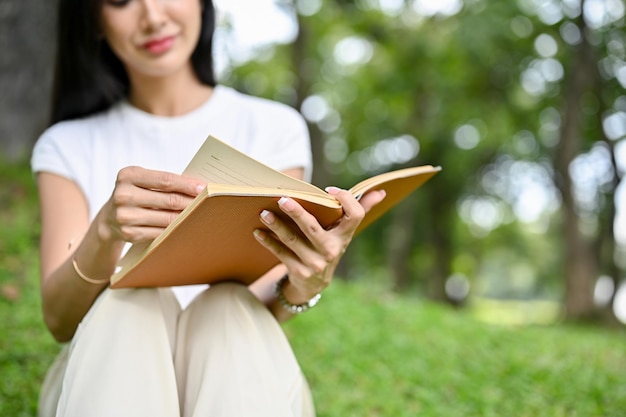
[553,11,599,319]
[528,0,625,321]
[0,0,57,160]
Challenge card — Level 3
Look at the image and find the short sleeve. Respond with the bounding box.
[264,107,312,182]
[239,96,313,183]
[30,122,92,197]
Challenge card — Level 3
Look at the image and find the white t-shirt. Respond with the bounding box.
[31,85,312,307]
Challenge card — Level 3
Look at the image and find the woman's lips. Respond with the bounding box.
[142,36,175,55]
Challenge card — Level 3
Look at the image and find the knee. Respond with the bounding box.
[195,282,259,309]
[181,282,268,323]
[209,282,253,298]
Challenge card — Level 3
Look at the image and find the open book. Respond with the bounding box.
[110,135,441,288]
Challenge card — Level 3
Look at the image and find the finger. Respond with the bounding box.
[262,201,347,279]
[325,187,366,234]
[114,206,181,229]
[117,225,169,243]
[113,185,197,212]
[258,208,321,261]
[359,189,387,214]
[117,167,205,197]
[252,228,303,272]
[253,228,328,296]
[274,197,348,262]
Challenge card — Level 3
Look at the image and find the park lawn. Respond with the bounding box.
[2,162,626,416]
[1,162,60,416]
[286,281,626,417]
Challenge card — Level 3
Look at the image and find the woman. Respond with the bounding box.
[32,0,384,416]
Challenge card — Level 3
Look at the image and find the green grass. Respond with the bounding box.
[285,282,626,416]
[2,162,626,416]
[0,162,60,416]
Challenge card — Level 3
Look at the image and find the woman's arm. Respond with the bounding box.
[37,172,117,342]
[37,167,206,342]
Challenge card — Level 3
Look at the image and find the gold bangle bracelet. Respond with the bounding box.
[72,258,110,285]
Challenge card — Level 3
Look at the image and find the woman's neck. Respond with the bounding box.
[127,66,214,117]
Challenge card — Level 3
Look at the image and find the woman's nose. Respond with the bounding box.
[141,0,167,31]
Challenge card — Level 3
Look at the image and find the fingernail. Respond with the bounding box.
[260,210,275,224]
[278,197,296,211]
[196,184,206,194]
[253,229,266,241]
[325,186,341,195]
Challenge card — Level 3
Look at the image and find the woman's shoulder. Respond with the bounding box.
[32,104,128,177]
[37,104,123,146]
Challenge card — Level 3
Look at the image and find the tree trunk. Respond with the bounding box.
[290,7,352,279]
[594,77,622,325]
[289,10,329,189]
[554,12,598,320]
[398,87,456,302]
[597,141,622,325]
[0,0,57,160]
[386,196,419,292]
[426,187,454,302]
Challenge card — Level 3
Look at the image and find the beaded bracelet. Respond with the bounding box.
[275,275,322,314]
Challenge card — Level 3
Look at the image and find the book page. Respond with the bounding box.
[184,135,324,195]
[349,166,441,199]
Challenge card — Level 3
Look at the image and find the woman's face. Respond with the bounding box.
[101,0,202,79]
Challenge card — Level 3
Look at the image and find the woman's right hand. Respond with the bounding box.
[103,166,206,244]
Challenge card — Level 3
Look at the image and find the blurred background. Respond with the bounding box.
[3,0,626,327]
[2,0,626,415]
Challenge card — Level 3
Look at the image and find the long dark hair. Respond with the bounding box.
[50,0,216,125]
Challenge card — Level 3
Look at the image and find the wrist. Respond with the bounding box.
[95,203,122,246]
[72,208,126,274]
[275,275,322,314]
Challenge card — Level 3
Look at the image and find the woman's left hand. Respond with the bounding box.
[254,187,386,303]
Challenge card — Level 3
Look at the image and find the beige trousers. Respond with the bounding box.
[38,283,315,417]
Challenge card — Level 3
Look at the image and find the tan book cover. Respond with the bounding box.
[110,135,441,288]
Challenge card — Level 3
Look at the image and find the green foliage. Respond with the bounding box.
[224,0,626,313]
